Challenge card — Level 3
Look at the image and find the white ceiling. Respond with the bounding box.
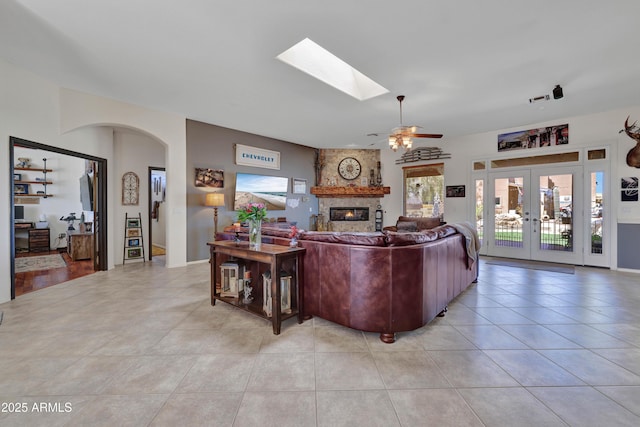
[2,0,640,149]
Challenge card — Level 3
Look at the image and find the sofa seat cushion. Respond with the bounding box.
[384,230,440,246]
[298,231,386,246]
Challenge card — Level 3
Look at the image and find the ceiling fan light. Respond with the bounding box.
[402,136,412,145]
[389,136,396,146]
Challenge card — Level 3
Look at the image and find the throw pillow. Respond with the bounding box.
[396,221,418,232]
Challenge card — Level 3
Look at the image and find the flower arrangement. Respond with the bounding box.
[289,225,299,247]
[237,202,267,223]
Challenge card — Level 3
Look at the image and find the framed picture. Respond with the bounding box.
[126,228,140,237]
[621,177,639,202]
[446,185,466,198]
[498,124,568,152]
[127,248,142,258]
[195,168,224,188]
[127,238,140,247]
[13,173,21,181]
[292,178,307,194]
[14,184,29,194]
[127,218,141,228]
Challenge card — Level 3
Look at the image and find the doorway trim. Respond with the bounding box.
[471,146,611,267]
[148,166,165,261]
[9,136,108,300]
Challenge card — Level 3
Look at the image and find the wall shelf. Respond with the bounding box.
[310,186,390,198]
[14,159,53,198]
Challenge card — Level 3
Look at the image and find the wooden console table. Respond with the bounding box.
[207,240,305,335]
[67,231,94,261]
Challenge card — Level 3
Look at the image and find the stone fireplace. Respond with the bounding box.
[312,149,389,232]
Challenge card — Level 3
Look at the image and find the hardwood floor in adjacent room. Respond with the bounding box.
[14,250,95,297]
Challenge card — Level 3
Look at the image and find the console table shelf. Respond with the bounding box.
[207,240,305,335]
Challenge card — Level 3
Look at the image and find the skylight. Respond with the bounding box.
[277,38,388,101]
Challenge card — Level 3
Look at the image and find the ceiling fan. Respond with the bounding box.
[384,95,443,151]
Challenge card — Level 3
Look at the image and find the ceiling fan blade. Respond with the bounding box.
[411,133,443,138]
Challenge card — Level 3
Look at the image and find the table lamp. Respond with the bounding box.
[205,193,225,237]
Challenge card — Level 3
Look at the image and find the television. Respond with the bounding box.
[14,205,24,221]
[234,173,288,211]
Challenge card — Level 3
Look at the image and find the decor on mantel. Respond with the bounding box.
[237,202,267,249]
[395,147,451,164]
[621,116,640,168]
[314,149,325,186]
[368,161,383,187]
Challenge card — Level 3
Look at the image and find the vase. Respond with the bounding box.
[248,218,262,249]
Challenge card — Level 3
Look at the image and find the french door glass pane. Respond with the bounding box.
[475,179,484,247]
[494,176,524,248]
[591,172,603,254]
[538,174,573,252]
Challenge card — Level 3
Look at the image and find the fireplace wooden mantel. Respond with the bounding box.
[310,186,391,198]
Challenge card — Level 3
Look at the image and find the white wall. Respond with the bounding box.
[59,89,186,269]
[381,106,640,270]
[1,59,114,303]
[113,129,165,264]
[1,59,186,304]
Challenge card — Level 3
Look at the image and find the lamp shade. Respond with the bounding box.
[205,193,225,207]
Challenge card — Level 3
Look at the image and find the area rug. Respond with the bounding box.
[484,257,575,274]
[15,254,66,273]
[152,245,166,256]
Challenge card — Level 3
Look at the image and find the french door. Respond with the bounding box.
[486,166,583,264]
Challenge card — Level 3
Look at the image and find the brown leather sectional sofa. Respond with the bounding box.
[216,223,478,343]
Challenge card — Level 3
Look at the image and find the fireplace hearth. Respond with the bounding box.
[330,207,369,222]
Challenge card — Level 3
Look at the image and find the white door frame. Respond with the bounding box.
[472,146,611,267]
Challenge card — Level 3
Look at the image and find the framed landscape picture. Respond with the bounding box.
[127,248,142,258]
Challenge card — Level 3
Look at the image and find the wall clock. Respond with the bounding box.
[122,171,140,205]
[338,157,361,180]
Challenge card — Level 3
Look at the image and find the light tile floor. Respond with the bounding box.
[1,258,640,426]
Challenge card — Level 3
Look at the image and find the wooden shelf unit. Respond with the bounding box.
[14,160,53,198]
[123,213,145,263]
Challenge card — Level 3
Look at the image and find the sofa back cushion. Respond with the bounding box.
[384,230,440,247]
[397,216,441,230]
[396,220,419,232]
[298,231,387,247]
